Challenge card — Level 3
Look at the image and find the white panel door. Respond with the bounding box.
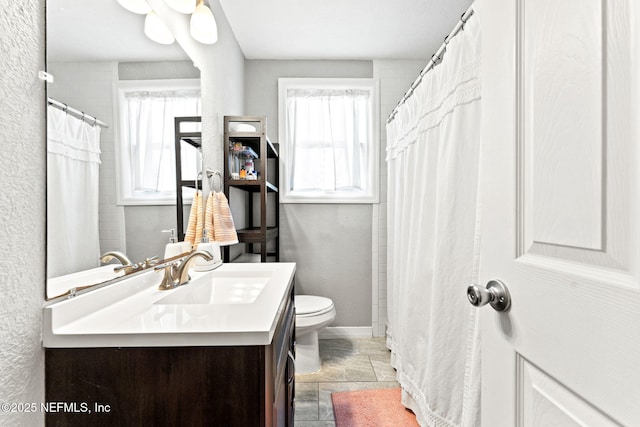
[478,0,640,425]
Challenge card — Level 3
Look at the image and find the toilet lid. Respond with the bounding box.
[295,295,334,316]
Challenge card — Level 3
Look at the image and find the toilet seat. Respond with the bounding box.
[294,295,337,374]
[295,295,334,317]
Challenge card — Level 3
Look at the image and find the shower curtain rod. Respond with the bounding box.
[48,97,109,128]
[386,5,475,124]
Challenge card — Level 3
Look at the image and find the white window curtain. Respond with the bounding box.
[47,106,101,279]
[123,90,201,195]
[285,88,371,194]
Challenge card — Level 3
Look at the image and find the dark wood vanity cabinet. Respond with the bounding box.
[45,288,295,427]
[272,291,296,427]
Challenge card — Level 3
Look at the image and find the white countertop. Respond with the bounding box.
[46,264,125,299]
[43,262,296,348]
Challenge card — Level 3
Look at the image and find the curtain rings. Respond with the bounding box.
[405,87,415,101]
[460,12,469,30]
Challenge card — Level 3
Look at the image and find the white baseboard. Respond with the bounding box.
[318,326,373,339]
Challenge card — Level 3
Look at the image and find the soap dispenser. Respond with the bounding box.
[193,229,222,271]
[162,229,189,259]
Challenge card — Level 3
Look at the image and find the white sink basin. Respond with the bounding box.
[155,271,271,305]
[43,263,297,348]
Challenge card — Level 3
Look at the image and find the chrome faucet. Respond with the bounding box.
[100,251,160,275]
[100,251,140,274]
[100,251,132,265]
[155,250,214,290]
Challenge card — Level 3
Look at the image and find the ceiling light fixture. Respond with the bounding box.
[164,0,196,14]
[144,11,176,45]
[116,0,152,14]
[190,0,218,45]
[118,0,218,46]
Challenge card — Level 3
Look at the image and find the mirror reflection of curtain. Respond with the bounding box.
[285,88,370,192]
[47,106,101,278]
[123,90,201,194]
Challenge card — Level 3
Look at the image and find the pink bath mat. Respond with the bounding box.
[331,387,419,427]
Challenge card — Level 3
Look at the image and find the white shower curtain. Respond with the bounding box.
[385,15,481,427]
[47,106,102,278]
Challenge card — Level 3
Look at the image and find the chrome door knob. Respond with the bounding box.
[467,280,511,312]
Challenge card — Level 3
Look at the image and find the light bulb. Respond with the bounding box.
[144,11,175,45]
[164,0,196,14]
[190,2,218,44]
[116,0,152,14]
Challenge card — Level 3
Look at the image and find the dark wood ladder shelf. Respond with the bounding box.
[223,115,280,263]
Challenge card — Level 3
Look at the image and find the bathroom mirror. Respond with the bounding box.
[46,0,201,299]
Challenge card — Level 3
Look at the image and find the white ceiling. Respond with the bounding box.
[47,0,189,62]
[48,0,474,62]
[218,0,474,60]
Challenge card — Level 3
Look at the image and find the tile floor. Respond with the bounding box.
[294,337,399,427]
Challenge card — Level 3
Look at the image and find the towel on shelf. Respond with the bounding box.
[204,191,239,246]
[185,190,204,248]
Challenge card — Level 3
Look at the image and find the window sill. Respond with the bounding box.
[117,194,194,207]
[280,191,379,204]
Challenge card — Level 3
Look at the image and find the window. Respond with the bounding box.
[278,78,379,203]
[115,79,201,205]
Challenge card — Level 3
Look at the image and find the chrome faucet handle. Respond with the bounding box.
[114,263,140,274]
[155,262,179,291]
[141,256,160,268]
[175,250,214,286]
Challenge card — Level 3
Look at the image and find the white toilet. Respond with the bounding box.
[295,295,336,374]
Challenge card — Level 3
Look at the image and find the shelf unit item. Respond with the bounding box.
[174,116,202,242]
[223,115,279,263]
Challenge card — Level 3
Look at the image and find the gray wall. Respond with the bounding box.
[244,60,374,327]
[0,0,46,425]
[118,60,200,80]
